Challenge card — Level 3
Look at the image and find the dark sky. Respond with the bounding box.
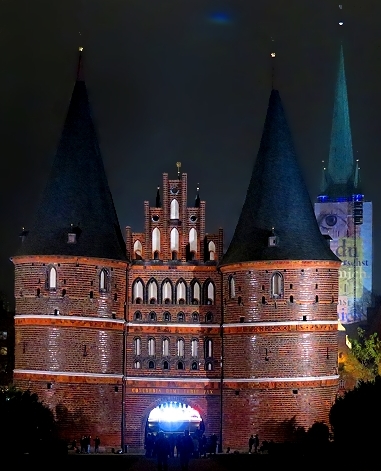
[1,1,380,307]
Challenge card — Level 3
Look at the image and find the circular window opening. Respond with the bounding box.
[152,215,160,222]
[190,215,197,223]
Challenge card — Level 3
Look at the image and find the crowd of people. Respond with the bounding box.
[145,429,219,471]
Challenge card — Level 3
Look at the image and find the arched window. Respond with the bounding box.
[148,360,155,369]
[271,272,283,298]
[99,268,108,292]
[152,228,160,257]
[177,338,185,357]
[177,312,185,322]
[163,360,169,370]
[191,339,198,357]
[163,311,171,322]
[289,295,294,303]
[191,361,198,370]
[191,281,201,304]
[176,280,186,304]
[48,266,57,290]
[134,311,142,321]
[134,360,141,369]
[206,312,213,323]
[149,311,156,322]
[148,338,156,356]
[204,281,215,305]
[205,361,213,371]
[132,279,144,304]
[192,312,199,323]
[170,199,179,219]
[177,361,184,370]
[204,338,213,358]
[162,338,170,356]
[134,337,141,356]
[228,276,235,298]
[171,228,179,253]
[147,280,158,304]
[208,241,216,261]
[133,240,143,260]
[189,228,197,256]
[162,280,172,304]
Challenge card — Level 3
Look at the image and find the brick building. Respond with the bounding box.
[11,50,341,451]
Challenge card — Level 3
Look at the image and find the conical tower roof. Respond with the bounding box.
[16,50,127,261]
[221,89,339,266]
[323,45,356,199]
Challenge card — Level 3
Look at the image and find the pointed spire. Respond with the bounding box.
[195,184,200,208]
[156,186,161,208]
[325,45,355,198]
[176,161,182,180]
[16,49,126,261]
[354,159,361,190]
[77,46,84,82]
[221,90,339,265]
[319,161,327,194]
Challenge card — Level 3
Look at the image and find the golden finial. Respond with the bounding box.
[176,162,181,178]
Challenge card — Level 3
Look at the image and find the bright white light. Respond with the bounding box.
[339,21,344,25]
[148,402,201,424]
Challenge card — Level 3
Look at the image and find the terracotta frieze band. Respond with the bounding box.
[13,369,123,384]
[15,315,124,330]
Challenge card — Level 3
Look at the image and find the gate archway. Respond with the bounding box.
[146,401,204,435]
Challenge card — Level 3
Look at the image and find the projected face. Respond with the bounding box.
[317,203,353,239]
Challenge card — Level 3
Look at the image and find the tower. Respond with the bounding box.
[11,49,128,445]
[220,89,341,446]
[315,46,373,324]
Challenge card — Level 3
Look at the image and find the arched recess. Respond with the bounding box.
[271,271,283,298]
[228,275,235,298]
[152,228,160,258]
[171,228,179,254]
[189,228,197,258]
[203,279,215,305]
[146,401,203,435]
[134,240,143,260]
[208,241,216,261]
[170,199,179,219]
[162,279,173,304]
[176,279,187,304]
[132,279,144,304]
[47,266,57,290]
[191,279,201,304]
[147,279,158,304]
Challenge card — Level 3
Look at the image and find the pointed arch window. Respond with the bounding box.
[192,312,199,323]
[47,266,57,290]
[163,311,171,322]
[134,311,142,321]
[206,312,213,323]
[134,337,141,356]
[177,312,185,322]
[176,280,186,304]
[149,311,157,322]
[134,360,141,369]
[148,338,156,356]
[191,361,198,370]
[177,361,184,370]
[132,279,144,304]
[134,240,143,260]
[152,228,160,258]
[147,280,158,304]
[271,272,283,298]
[205,361,213,371]
[163,360,169,370]
[162,281,172,304]
[208,241,216,261]
[162,338,170,356]
[148,360,155,369]
[191,339,199,357]
[99,268,108,292]
[228,276,235,298]
[191,281,201,304]
[189,228,197,256]
[170,199,179,219]
[171,228,179,254]
[205,281,215,305]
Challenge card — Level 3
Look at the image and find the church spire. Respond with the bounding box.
[195,184,200,208]
[324,45,355,198]
[17,49,126,261]
[155,186,161,208]
[221,90,339,266]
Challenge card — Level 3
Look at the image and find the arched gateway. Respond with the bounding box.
[146,401,203,435]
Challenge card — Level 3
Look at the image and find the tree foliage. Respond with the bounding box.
[0,386,57,454]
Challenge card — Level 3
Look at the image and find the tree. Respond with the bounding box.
[0,386,58,454]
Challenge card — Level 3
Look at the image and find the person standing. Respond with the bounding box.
[254,434,260,453]
[94,436,100,453]
[154,431,170,471]
[179,430,194,471]
[248,434,254,453]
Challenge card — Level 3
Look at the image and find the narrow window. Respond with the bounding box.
[133,279,144,304]
[147,280,158,304]
[148,360,155,369]
[152,228,160,257]
[191,361,198,370]
[171,228,179,253]
[133,240,143,260]
[48,267,57,290]
[134,360,141,369]
[99,269,108,292]
[163,361,169,370]
[163,312,171,322]
[148,338,156,356]
[177,361,184,370]
[134,337,141,356]
[205,362,213,371]
[191,339,198,357]
[229,276,235,299]
[177,281,186,304]
[192,281,201,304]
[134,311,142,321]
[208,241,216,261]
[177,312,185,322]
[177,338,185,357]
[205,338,213,358]
[192,312,199,322]
[271,272,283,298]
[162,338,170,356]
[206,312,213,323]
[189,228,197,257]
[162,281,172,304]
[205,281,215,305]
[149,311,156,321]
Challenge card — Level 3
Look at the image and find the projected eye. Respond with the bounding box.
[318,211,348,236]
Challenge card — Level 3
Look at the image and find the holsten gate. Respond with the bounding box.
[11,51,341,451]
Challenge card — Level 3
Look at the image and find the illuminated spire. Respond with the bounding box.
[176,162,181,180]
[195,184,200,208]
[77,46,84,82]
[155,186,161,208]
[270,37,276,89]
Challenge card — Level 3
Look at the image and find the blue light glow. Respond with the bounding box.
[209,12,231,24]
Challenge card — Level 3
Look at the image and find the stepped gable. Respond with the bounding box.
[17,51,126,261]
[221,89,340,265]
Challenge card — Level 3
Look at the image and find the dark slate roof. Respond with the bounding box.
[16,55,127,261]
[220,89,340,266]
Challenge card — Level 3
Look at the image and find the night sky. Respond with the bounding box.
[1,1,380,308]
